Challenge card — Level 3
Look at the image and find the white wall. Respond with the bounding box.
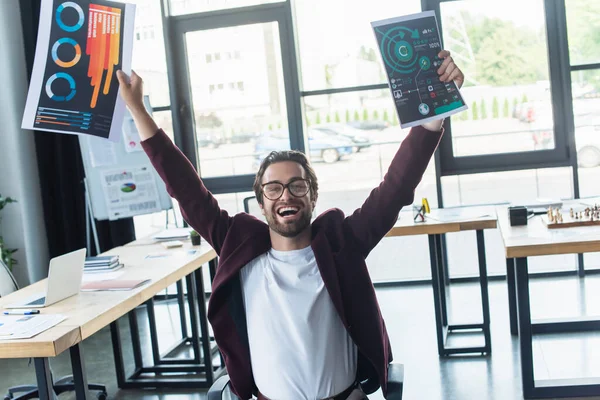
[0,1,49,286]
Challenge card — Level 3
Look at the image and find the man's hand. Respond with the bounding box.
[437,50,464,89]
[116,70,158,141]
[421,50,465,132]
[116,70,146,116]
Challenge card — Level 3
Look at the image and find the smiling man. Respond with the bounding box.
[117,50,464,400]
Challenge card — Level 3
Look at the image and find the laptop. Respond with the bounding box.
[5,248,86,309]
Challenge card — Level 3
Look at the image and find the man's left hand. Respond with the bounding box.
[436,50,464,89]
[421,50,465,131]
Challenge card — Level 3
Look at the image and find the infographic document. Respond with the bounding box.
[22,0,135,141]
[372,11,467,128]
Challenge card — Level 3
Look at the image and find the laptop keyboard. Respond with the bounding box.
[26,297,46,306]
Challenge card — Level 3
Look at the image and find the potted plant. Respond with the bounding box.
[0,194,17,271]
[190,229,201,246]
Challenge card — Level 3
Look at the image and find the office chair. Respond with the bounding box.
[207,364,404,400]
[0,258,18,297]
[0,261,108,400]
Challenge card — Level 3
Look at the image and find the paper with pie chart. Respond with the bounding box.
[22,0,135,142]
[372,11,467,129]
[100,166,161,220]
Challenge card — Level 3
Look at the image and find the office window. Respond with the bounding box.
[300,88,438,282]
[565,0,600,66]
[206,54,212,63]
[573,69,600,196]
[439,0,554,157]
[129,0,171,108]
[153,110,175,141]
[294,0,421,91]
[237,81,244,91]
[168,0,283,15]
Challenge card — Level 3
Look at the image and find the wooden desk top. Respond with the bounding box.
[496,200,600,258]
[386,206,497,237]
[0,241,216,358]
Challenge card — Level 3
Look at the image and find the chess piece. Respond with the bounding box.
[570,208,574,218]
[557,213,563,223]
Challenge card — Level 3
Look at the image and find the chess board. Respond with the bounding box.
[542,204,600,229]
[542,215,600,229]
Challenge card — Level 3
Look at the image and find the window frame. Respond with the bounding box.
[426,0,575,177]
[160,0,304,194]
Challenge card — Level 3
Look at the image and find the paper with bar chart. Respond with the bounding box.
[22,0,135,141]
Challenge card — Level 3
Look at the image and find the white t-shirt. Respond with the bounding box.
[240,246,358,400]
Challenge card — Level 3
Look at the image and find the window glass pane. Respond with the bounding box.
[572,68,600,273]
[440,1,555,157]
[442,168,576,275]
[573,70,600,192]
[153,110,175,141]
[168,0,283,15]
[184,23,288,178]
[294,0,421,91]
[302,89,437,282]
[566,0,600,65]
[129,0,171,107]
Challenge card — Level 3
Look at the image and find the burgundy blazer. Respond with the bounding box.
[142,125,443,399]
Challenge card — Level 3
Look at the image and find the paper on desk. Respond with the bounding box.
[0,314,66,340]
[152,228,192,241]
[426,208,492,222]
[82,271,125,282]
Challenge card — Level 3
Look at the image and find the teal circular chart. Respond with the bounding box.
[418,103,430,115]
[419,56,431,71]
[394,40,413,62]
[378,26,419,74]
[45,72,76,101]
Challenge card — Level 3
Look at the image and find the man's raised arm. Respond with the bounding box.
[116,70,231,253]
[344,50,464,257]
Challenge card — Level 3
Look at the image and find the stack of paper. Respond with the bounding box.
[84,255,123,273]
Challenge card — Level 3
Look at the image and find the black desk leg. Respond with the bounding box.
[506,258,519,335]
[70,344,90,400]
[476,229,492,354]
[434,234,448,327]
[194,269,215,383]
[110,320,126,388]
[428,234,445,356]
[33,358,54,400]
[515,257,535,398]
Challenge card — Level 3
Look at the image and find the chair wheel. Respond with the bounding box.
[97,392,108,400]
[5,396,12,400]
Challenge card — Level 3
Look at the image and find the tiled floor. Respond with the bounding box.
[2,275,600,400]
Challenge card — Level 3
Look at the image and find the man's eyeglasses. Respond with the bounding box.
[261,179,310,201]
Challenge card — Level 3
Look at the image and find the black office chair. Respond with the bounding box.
[1,259,108,400]
[207,364,404,400]
[5,375,107,400]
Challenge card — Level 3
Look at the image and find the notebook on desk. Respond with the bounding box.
[80,279,151,291]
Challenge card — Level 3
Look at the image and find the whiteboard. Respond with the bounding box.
[78,97,172,221]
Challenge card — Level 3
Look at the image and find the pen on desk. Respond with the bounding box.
[3,310,40,315]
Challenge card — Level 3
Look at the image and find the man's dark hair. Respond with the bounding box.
[253,151,318,205]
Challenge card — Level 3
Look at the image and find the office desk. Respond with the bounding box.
[0,241,218,399]
[386,207,497,356]
[497,203,600,399]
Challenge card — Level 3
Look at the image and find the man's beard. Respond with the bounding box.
[265,207,312,238]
